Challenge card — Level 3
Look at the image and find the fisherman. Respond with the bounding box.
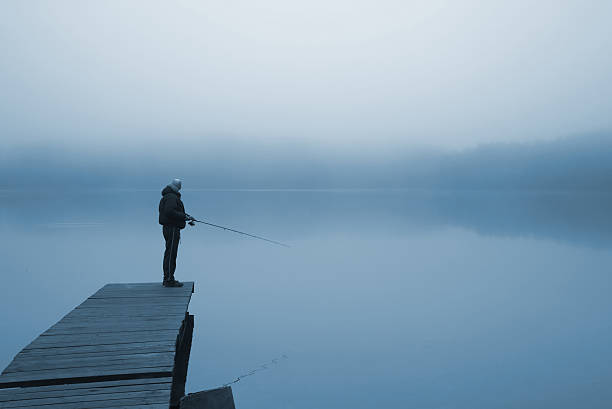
[158,179,194,287]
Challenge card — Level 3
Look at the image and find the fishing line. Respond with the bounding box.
[222,354,289,387]
[188,216,290,248]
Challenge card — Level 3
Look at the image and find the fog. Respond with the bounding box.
[3,133,612,190]
[2,0,612,151]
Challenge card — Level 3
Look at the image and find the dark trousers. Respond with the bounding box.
[163,226,180,282]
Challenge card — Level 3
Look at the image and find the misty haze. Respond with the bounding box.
[2,1,612,409]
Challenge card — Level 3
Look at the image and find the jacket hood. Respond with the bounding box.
[162,185,181,197]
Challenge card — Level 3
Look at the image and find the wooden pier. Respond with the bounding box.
[0,282,195,408]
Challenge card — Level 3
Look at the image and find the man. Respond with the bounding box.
[158,179,194,287]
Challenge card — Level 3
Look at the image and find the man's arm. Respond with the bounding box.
[165,196,188,221]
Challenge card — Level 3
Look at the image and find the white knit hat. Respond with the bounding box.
[169,178,182,192]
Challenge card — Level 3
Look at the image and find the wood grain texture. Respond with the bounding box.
[0,377,172,400]
[0,282,194,409]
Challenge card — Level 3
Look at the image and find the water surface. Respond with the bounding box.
[1,189,611,408]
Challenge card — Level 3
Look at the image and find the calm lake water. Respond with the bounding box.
[2,189,612,408]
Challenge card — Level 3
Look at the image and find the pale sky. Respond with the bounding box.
[1,0,612,152]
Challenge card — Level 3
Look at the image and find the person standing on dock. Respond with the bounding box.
[159,178,194,287]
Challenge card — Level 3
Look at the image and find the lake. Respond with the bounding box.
[1,189,612,408]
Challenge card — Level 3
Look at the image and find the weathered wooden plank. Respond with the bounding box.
[0,366,172,386]
[78,302,189,308]
[42,327,181,337]
[74,403,170,409]
[1,364,173,380]
[72,301,189,308]
[72,305,188,312]
[83,296,191,303]
[70,303,188,311]
[95,285,192,291]
[2,392,171,408]
[3,402,171,409]
[76,303,189,309]
[25,339,177,351]
[72,308,187,314]
[75,303,189,310]
[52,317,184,327]
[16,343,176,358]
[96,405,169,409]
[62,311,186,319]
[37,328,180,338]
[0,377,172,397]
[9,350,173,363]
[91,288,193,297]
[91,294,191,299]
[44,323,183,335]
[9,352,176,369]
[22,340,176,352]
[25,330,179,349]
[88,293,186,298]
[0,383,172,401]
[49,317,183,327]
[100,282,192,288]
[0,388,170,407]
[95,286,192,291]
[3,358,174,375]
[0,382,171,402]
[65,313,186,321]
[41,329,181,337]
[88,295,191,301]
[64,312,186,319]
[96,283,193,290]
[92,287,191,293]
[95,282,194,294]
[5,352,175,373]
[72,306,188,314]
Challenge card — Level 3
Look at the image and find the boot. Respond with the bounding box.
[164,279,184,288]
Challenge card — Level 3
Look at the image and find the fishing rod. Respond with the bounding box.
[187,215,290,248]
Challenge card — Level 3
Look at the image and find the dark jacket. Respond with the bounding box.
[159,186,187,229]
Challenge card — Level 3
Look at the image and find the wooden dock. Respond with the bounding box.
[0,282,195,408]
